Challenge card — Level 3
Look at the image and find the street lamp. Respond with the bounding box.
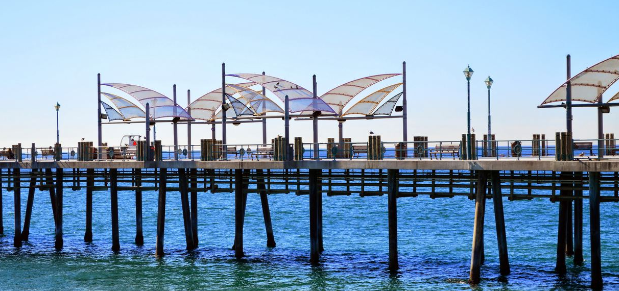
[485,76,493,157]
[54,102,61,145]
[463,65,474,160]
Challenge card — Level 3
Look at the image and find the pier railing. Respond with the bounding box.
[3,138,619,162]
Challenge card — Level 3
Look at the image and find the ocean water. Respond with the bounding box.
[1,171,619,290]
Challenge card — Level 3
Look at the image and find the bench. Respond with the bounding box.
[214,146,238,159]
[0,150,12,160]
[430,144,460,160]
[41,148,55,159]
[573,142,594,156]
[352,145,368,158]
[251,147,273,160]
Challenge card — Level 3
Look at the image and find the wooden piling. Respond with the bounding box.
[491,171,510,275]
[318,170,324,253]
[0,169,3,235]
[110,168,120,252]
[387,169,399,271]
[22,169,37,241]
[46,168,57,225]
[556,172,569,274]
[179,168,195,250]
[190,168,198,248]
[234,169,245,258]
[156,168,167,257]
[573,171,583,265]
[589,172,603,289]
[469,171,487,284]
[55,168,63,250]
[13,168,22,247]
[257,169,276,247]
[309,169,320,264]
[134,168,143,245]
[84,168,93,242]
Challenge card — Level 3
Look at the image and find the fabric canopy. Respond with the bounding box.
[373,92,403,116]
[321,74,400,114]
[101,92,145,120]
[226,73,314,101]
[101,101,125,121]
[187,86,237,121]
[343,83,402,116]
[226,83,284,115]
[541,54,619,105]
[103,83,193,120]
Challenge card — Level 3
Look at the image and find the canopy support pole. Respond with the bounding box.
[313,75,319,160]
[97,73,102,159]
[187,90,192,159]
[222,63,227,159]
[173,84,178,160]
[262,71,267,146]
[403,61,408,143]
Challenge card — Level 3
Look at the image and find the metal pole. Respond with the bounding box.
[402,61,408,142]
[145,103,151,161]
[488,86,491,157]
[566,55,573,160]
[338,120,344,156]
[173,84,178,160]
[467,79,472,160]
[598,94,604,159]
[262,71,267,146]
[222,63,227,158]
[211,123,215,140]
[313,75,319,160]
[285,95,290,161]
[187,89,192,159]
[97,73,102,159]
[56,108,59,145]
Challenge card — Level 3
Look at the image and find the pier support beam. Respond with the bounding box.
[573,171,583,265]
[0,169,3,235]
[309,169,321,264]
[179,168,195,250]
[190,168,198,248]
[55,168,63,250]
[234,169,247,258]
[84,168,94,242]
[22,169,37,241]
[156,168,167,257]
[110,168,120,252]
[134,169,143,245]
[387,169,399,271]
[318,170,323,253]
[589,172,603,289]
[556,172,569,274]
[46,168,57,225]
[491,171,510,275]
[257,169,276,247]
[13,168,22,247]
[469,171,488,284]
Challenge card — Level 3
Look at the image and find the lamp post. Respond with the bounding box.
[54,102,61,145]
[463,65,474,160]
[485,76,493,157]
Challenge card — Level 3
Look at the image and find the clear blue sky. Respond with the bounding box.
[2,1,619,147]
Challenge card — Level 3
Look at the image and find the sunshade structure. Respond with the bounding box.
[541,54,619,105]
[320,74,401,114]
[343,83,403,116]
[103,83,193,120]
[101,101,126,121]
[226,73,336,114]
[373,92,403,116]
[226,84,284,116]
[101,92,146,120]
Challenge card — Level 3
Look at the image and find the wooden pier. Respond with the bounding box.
[0,159,617,289]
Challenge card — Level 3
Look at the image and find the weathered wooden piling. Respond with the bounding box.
[234,169,246,258]
[491,171,510,275]
[257,169,276,247]
[589,172,603,289]
[469,171,487,284]
[309,169,320,264]
[0,169,3,235]
[556,172,569,274]
[55,168,63,250]
[387,169,399,271]
[318,170,324,253]
[84,168,93,242]
[13,168,22,247]
[134,168,143,245]
[190,168,198,248]
[22,169,37,241]
[178,168,195,250]
[46,168,57,225]
[110,168,120,252]
[156,168,167,257]
[573,171,583,265]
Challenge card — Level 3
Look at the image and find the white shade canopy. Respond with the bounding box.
[103,83,193,120]
[343,83,402,116]
[187,86,239,121]
[227,73,313,101]
[541,54,619,105]
[321,74,400,114]
[101,92,146,120]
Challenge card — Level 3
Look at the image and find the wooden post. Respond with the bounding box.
[491,171,510,275]
[179,168,195,250]
[556,172,569,274]
[318,170,323,253]
[13,168,22,247]
[387,169,399,271]
[589,172,603,289]
[309,169,320,264]
[573,171,583,265]
[46,168,57,225]
[234,169,245,258]
[84,168,93,242]
[469,171,487,284]
[134,168,143,245]
[156,168,167,257]
[257,169,276,247]
[110,168,120,252]
[55,168,63,250]
[0,168,3,235]
[190,168,198,248]
[22,169,37,241]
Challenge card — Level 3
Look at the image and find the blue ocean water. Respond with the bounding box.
[1,172,618,290]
